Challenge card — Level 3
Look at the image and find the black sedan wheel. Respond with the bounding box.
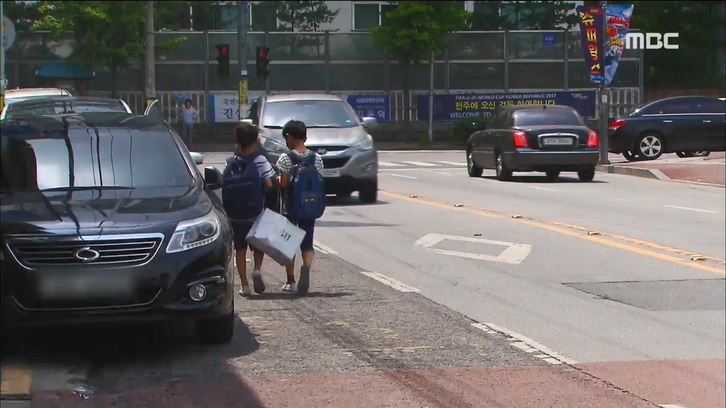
[577,167,596,182]
[635,134,664,160]
[622,151,641,161]
[690,151,711,157]
[195,309,235,344]
[545,170,560,181]
[676,151,688,158]
[495,152,513,181]
[467,148,483,177]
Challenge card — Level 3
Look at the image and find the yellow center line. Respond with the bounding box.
[0,359,32,400]
[380,190,726,276]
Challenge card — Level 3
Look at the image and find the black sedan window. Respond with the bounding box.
[5,99,128,118]
[1,127,191,193]
[513,109,584,127]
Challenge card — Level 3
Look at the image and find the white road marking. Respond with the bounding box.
[378,167,459,172]
[386,173,419,179]
[313,240,338,255]
[415,233,531,265]
[530,186,559,192]
[423,170,453,176]
[665,205,716,214]
[400,161,437,167]
[360,272,420,293]
[472,322,579,365]
[379,161,405,167]
[609,197,630,202]
[436,161,467,166]
[657,405,689,408]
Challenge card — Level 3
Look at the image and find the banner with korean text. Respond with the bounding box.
[575,5,606,85]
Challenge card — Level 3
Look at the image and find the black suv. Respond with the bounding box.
[0,113,235,344]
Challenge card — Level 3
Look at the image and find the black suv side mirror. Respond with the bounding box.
[204,166,224,190]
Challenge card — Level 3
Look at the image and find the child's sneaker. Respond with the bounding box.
[282,282,297,293]
[238,286,251,297]
[297,264,310,296]
[251,270,265,294]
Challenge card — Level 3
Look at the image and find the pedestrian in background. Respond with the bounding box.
[180,99,198,145]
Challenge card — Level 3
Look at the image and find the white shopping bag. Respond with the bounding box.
[246,208,305,266]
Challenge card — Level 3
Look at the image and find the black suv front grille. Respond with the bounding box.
[8,236,163,267]
[322,157,350,169]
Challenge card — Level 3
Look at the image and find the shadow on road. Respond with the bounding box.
[248,291,354,301]
[326,196,390,207]
[3,316,271,408]
[482,175,608,184]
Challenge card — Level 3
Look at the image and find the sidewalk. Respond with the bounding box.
[12,253,655,408]
[598,153,726,186]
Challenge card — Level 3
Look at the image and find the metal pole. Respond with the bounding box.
[598,1,610,165]
[1,0,6,112]
[144,1,156,105]
[427,49,434,144]
[203,30,210,122]
[237,1,249,120]
[263,31,270,95]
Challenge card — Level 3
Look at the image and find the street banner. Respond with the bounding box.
[575,5,606,85]
[346,95,390,123]
[604,4,635,86]
[209,91,264,123]
[416,91,597,122]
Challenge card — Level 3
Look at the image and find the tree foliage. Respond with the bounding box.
[372,1,471,138]
[276,1,339,32]
[30,1,185,96]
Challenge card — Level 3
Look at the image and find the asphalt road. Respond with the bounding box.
[1,150,724,407]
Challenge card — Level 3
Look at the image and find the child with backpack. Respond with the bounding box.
[275,120,326,296]
[222,123,276,296]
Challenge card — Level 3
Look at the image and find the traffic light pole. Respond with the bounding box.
[237,1,249,121]
[144,1,156,107]
[599,0,610,165]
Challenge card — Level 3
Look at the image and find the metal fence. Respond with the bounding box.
[7,29,643,94]
[86,88,640,124]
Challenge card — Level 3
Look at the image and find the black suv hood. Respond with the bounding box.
[0,185,212,236]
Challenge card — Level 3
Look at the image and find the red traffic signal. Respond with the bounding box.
[256,47,271,81]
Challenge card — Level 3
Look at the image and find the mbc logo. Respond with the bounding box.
[624,33,679,50]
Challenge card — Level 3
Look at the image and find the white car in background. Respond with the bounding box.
[2,88,73,118]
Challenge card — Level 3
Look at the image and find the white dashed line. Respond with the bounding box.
[658,405,689,408]
[436,161,467,166]
[379,161,405,167]
[360,272,420,293]
[422,170,453,176]
[386,173,418,179]
[313,240,338,255]
[609,197,631,202]
[665,205,716,214]
[400,161,437,167]
[530,186,559,192]
[472,322,578,365]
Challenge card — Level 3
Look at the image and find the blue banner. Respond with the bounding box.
[347,95,390,123]
[604,4,634,86]
[417,91,597,122]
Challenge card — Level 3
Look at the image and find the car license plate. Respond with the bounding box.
[542,137,573,146]
[321,168,340,178]
[38,276,134,300]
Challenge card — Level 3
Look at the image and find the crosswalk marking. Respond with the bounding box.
[379,161,405,167]
[400,161,437,167]
[436,161,467,166]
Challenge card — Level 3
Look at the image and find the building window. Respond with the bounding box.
[353,3,381,30]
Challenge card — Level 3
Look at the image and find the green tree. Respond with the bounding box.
[31,1,185,97]
[584,1,725,89]
[276,1,340,57]
[372,1,470,139]
[2,1,45,31]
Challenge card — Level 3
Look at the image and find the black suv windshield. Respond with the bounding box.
[1,125,192,193]
[514,109,584,127]
[261,100,358,128]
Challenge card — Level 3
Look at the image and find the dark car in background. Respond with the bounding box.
[1,96,133,120]
[608,96,726,161]
[0,113,235,344]
[466,105,600,182]
[243,94,379,203]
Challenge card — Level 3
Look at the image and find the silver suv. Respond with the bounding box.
[245,94,379,203]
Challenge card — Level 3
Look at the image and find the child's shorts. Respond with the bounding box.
[293,218,315,253]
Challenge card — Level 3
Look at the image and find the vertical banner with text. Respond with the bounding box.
[575,5,606,86]
[604,4,634,86]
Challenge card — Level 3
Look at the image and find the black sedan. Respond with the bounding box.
[466,105,600,182]
[0,113,236,344]
[608,96,726,161]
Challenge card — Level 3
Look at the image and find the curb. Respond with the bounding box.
[595,164,669,180]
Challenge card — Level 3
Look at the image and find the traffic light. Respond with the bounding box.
[216,44,230,79]
[256,46,270,81]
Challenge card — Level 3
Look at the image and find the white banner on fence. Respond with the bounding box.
[209,91,265,123]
